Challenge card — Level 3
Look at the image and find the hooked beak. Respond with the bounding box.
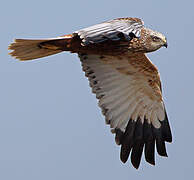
[163,38,168,48]
[163,42,168,48]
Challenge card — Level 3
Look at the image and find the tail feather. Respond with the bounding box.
[8,36,72,61]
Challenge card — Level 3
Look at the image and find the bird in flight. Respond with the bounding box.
[9,17,172,169]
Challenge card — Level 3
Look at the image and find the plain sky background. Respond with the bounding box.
[1,0,194,179]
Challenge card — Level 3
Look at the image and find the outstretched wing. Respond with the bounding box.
[79,53,172,169]
[75,18,144,45]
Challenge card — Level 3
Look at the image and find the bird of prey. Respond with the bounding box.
[8,17,172,169]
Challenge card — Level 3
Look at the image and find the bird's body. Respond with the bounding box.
[8,17,172,169]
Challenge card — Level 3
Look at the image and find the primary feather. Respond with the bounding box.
[8,17,172,169]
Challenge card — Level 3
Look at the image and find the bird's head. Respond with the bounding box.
[142,28,168,52]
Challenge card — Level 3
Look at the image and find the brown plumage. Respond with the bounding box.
[8,17,172,169]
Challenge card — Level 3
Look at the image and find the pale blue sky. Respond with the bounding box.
[1,0,194,179]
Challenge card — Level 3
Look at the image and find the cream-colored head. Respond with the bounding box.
[143,28,168,52]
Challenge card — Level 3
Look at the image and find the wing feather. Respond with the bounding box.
[75,18,144,45]
[79,53,172,169]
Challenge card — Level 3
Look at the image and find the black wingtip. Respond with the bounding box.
[160,113,172,143]
[143,120,155,165]
[115,128,124,145]
[119,119,136,163]
[120,145,131,163]
[144,142,155,165]
[152,124,168,157]
[132,163,140,170]
[131,120,144,169]
[116,113,172,168]
[131,142,144,169]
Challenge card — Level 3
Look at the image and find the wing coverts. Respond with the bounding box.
[75,18,144,45]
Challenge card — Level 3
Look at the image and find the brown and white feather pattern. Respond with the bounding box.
[8,16,172,169]
[80,53,172,169]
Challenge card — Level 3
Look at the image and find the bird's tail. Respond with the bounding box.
[8,35,73,61]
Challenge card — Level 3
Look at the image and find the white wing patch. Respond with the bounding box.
[75,18,144,45]
[79,54,165,133]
